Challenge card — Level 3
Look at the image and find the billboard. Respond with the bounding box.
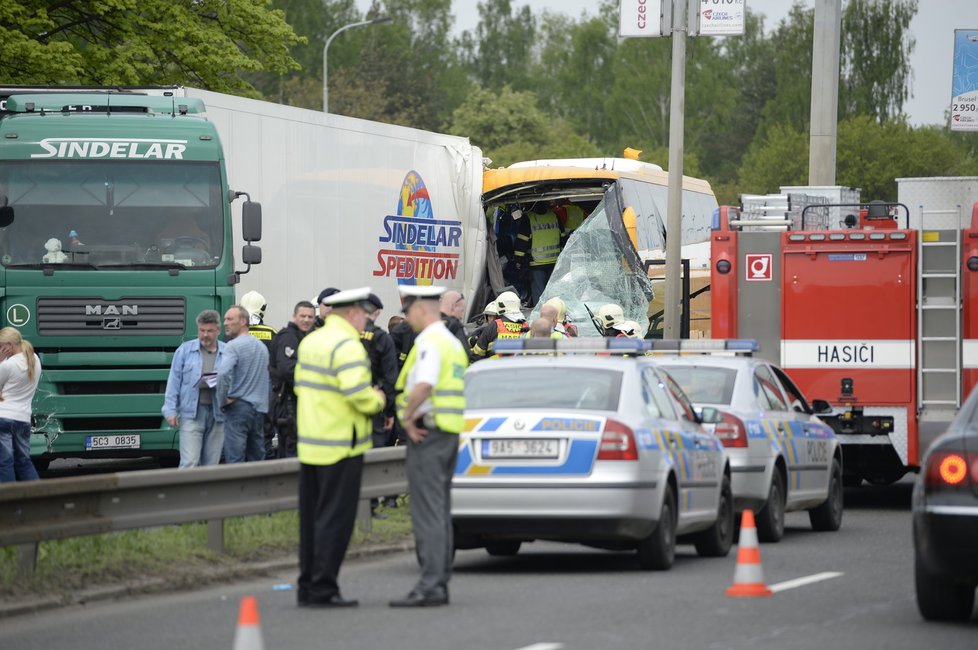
[951,29,978,131]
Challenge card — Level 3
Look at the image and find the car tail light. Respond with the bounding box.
[924,450,978,490]
[598,419,638,461]
[713,411,748,448]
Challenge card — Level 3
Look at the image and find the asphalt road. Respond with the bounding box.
[3,482,976,649]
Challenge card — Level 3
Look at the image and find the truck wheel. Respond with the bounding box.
[915,548,976,621]
[693,474,734,557]
[485,541,521,557]
[809,459,844,532]
[756,470,786,543]
[637,485,676,570]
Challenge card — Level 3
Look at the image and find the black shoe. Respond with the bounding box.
[304,594,359,608]
[389,590,449,608]
[371,510,388,520]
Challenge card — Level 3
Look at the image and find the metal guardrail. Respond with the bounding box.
[0,447,407,577]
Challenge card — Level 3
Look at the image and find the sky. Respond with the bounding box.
[355,0,974,127]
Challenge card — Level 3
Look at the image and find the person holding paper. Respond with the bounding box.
[162,309,226,467]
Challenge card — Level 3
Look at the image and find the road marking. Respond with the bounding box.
[769,571,843,593]
[513,644,564,650]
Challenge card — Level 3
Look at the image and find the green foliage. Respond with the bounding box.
[446,86,599,167]
[0,0,302,96]
[0,505,412,598]
[739,116,978,201]
[841,0,917,123]
[459,0,537,92]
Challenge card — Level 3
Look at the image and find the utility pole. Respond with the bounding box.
[808,0,842,185]
[663,0,688,339]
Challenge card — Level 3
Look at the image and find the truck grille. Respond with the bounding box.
[37,297,186,336]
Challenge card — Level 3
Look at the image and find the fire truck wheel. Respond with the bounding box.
[809,459,844,532]
[756,470,786,543]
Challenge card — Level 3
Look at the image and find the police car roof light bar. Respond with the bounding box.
[493,338,759,356]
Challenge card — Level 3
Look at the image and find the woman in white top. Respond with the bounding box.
[0,327,42,482]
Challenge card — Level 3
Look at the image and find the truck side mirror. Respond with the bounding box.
[241,244,262,265]
[242,201,262,242]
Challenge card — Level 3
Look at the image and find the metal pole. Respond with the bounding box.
[664,0,688,339]
[323,17,393,113]
[808,0,842,185]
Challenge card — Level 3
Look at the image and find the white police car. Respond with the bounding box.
[452,338,736,570]
[659,354,843,542]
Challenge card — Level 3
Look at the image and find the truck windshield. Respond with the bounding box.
[0,160,224,269]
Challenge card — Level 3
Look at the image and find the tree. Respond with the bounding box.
[840,0,917,123]
[459,0,537,92]
[0,0,302,96]
[738,117,978,200]
[446,86,599,167]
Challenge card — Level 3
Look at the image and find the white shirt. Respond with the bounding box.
[405,321,460,416]
[0,352,41,423]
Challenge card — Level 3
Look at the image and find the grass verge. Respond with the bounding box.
[0,500,412,600]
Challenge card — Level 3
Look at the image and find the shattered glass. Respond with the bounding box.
[532,197,654,337]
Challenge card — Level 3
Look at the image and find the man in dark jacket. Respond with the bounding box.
[269,300,317,458]
[361,293,400,516]
[391,290,470,369]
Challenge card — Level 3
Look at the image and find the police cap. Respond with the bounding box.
[322,286,375,311]
[316,287,340,305]
[399,285,445,312]
[366,292,384,312]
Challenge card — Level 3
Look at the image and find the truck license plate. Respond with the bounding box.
[483,438,559,459]
[85,434,141,450]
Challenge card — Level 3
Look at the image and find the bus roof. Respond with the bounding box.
[482,162,714,197]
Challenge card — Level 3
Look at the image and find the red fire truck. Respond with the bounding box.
[710,199,978,486]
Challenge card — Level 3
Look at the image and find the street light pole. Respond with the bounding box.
[323,16,393,113]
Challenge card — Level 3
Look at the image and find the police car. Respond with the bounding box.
[452,338,735,570]
[658,354,843,542]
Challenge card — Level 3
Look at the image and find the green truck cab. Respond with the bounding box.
[0,89,261,469]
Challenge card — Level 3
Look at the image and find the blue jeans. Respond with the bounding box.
[222,399,265,463]
[530,264,554,306]
[178,402,224,468]
[0,418,39,483]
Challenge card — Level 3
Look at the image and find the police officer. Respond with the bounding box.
[470,291,528,361]
[360,293,399,516]
[269,300,316,458]
[390,285,468,608]
[391,290,469,368]
[295,287,385,608]
[313,287,340,330]
[240,290,277,349]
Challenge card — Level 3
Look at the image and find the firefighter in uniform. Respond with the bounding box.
[390,285,468,608]
[542,296,578,337]
[513,202,562,305]
[470,291,528,361]
[294,287,385,608]
[241,290,277,348]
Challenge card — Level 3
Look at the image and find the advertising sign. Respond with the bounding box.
[619,0,666,38]
[951,29,978,131]
[697,0,745,37]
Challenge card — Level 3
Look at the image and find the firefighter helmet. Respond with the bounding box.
[594,303,624,332]
[543,297,567,323]
[495,291,525,322]
[240,290,267,321]
[613,320,642,339]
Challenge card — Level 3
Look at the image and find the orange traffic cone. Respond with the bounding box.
[233,595,265,650]
[725,510,773,597]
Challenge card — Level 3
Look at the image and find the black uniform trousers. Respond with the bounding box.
[297,454,363,603]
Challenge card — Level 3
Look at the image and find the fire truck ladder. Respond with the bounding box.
[917,206,963,422]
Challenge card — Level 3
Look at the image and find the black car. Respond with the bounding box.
[912,387,978,621]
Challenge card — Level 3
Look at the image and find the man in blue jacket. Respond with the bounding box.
[163,309,225,468]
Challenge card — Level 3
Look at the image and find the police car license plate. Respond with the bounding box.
[483,439,559,459]
[85,434,140,450]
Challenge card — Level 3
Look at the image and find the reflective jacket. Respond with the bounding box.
[295,314,384,466]
[470,317,527,360]
[396,324,467,434]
